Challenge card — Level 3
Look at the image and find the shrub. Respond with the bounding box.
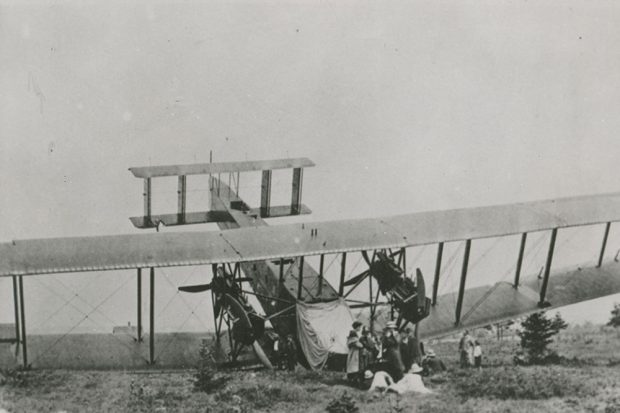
[608,303,620,328]
[454,366,596,400]
[517,312,567,364]
[325,391,359,413]
[0,368,29,388]
[193,340,230,393]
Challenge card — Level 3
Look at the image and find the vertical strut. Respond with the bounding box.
[12,275,20,347]
[455,239,471,325]
[143,178,152,221]
[261,170,272,217]
[137,268,142,342]
[598,222,611,268]
[339,253,347,296]
[297,257,305,300]
[514,233,527,288]
[369,275,374,332]
[291,168,303,214]
[149,267,155,364]
[177,175,187,223]
[432,242,443,305]
[539,228,557,307]
[18,276,27,368]
[279,259,284,283]
[318,254,324,296]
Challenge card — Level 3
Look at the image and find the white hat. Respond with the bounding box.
[364,370,374,379]
[426,349,436,357]
[409,363,423,373]
[386,320,397,329]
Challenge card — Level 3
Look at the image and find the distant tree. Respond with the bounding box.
[517,311,567,364]
[607,303,620,328]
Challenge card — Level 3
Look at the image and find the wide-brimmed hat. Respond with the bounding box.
[364,370,374,379]
[426,349,436,357]
[409,363,423,373]
[386,320,397,329]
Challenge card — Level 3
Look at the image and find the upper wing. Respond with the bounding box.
[2,191,620,277]
[129,157,314,178]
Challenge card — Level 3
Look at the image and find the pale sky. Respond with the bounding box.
[1,0,620,333]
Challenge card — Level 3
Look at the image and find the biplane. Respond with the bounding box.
[2,157,620,370]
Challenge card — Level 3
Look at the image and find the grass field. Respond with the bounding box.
[2,324,620,412]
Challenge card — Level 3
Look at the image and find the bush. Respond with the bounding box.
[454,366,596,400]
[608,303,620,328]
[325,391,359,413]
[0,368,29,388]
[517,312,567,364]
[193,340,230,393]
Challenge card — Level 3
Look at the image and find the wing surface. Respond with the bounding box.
[129,157,314,178]
[356,261,620,339]
[1,191,620,277]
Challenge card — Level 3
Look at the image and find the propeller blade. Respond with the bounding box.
[178,283,212,293]
[416,268,426,310]
[342,270,370,287]
[361,250,372,266]
[234,277,253,283]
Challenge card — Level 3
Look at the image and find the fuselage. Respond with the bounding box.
[210,179,340,343]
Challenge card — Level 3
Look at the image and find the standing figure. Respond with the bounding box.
[359,327,374,370]
[382,321,405,382]
[284,334,297,371]
[473,340,482,370]
[400,328,413,372]
[346,321,364,383]
[458,330,474,368]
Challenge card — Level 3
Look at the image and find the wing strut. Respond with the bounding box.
[455,239,472,325]
[539,229,557,307]
[432,242,443,305]
[137,268,143,342]
[18,275,27,368]
[339,253,347,296]
[297,257,305,300]
[149,267,155,365]
[514,233,528,289]
[598,222,612,268]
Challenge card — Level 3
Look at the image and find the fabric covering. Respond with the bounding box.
[296,298,354,370]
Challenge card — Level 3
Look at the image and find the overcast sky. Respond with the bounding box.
[1,0,620,333]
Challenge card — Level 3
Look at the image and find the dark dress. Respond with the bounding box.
[383,333,405,382]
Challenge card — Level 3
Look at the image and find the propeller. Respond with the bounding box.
[178,277,253,293]
[178,283,212,293]
[415,268,426,311]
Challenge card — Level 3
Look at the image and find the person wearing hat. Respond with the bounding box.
[382,320,405,382]
[387,363,433,395]
[361,369,395,393]
[422,349,446,376]
[359,326,375,370]
[346,321,364,383]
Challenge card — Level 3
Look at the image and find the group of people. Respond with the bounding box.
[458,330,482,369]
[346,320,447,395]
[272,333,298,371]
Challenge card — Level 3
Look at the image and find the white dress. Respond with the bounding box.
[368,371,395,392]
[388,373,433,395]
